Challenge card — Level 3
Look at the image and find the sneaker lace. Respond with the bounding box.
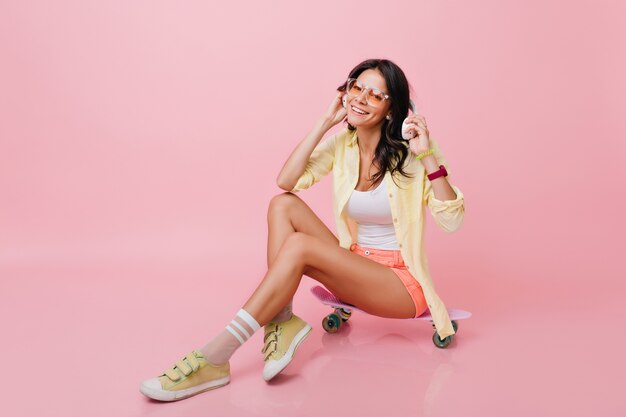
[163,351,201,382]
[261,323,282,361]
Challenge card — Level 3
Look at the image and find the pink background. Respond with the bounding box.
[1,1,625,416]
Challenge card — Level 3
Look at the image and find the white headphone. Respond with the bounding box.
[401,99,418,140]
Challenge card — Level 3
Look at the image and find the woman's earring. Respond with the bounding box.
[386,114,392,120]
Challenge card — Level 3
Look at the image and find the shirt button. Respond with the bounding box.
[399,243,402,248]
[393,218,398,222]
[364,250,370,255]
[407,265,410,270]
[388,193,393,197]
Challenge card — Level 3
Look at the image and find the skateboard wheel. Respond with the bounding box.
[432,332,453,349]
[322,314,341,333]
[452,320,458,333]
[336,308,351,322]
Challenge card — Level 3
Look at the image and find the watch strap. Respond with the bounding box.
[427,165,448,181]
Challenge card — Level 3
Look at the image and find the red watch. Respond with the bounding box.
[427,165,448,181]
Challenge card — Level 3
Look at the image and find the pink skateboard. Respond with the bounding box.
[310,285,472,348]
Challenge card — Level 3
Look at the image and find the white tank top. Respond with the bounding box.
[345,178,400,250]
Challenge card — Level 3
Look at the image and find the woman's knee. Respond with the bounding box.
[268,192,301,218]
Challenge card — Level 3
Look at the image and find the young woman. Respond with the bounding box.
[140,58,465,401]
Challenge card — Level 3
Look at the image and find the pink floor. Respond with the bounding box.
[2,247,624,417]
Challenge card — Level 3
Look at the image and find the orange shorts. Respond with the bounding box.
[349,243,428,318]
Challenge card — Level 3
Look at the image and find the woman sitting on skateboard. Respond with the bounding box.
[140,58,465,402]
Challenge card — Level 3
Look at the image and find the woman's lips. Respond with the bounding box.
[351,106,369,116]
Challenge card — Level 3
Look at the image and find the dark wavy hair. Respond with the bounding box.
[336,58,415,186]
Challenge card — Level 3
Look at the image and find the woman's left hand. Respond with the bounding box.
[405,114,431,154]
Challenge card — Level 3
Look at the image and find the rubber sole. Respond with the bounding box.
[140,375,230,401]
[262,324,312,381]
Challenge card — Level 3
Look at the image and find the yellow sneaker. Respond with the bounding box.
[261,313,312,381]
[140,350,230,401]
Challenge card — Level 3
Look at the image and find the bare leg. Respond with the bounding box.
[199,193,341,364]
[266,192,339,322]
[243,231,416,326]
[198,192,413,367]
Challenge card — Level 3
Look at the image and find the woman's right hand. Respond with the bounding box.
[321,92,348,127]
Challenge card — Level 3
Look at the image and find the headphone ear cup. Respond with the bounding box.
[342,94,347,109]
[402,99,418,140]
[402,118,417,140]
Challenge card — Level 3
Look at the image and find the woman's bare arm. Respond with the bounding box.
[277,92,347,191]
[276,117,334,191]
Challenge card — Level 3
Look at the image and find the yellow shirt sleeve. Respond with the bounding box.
[290,134,337,193]
[422,138,465,232]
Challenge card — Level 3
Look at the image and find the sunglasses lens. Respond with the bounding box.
[347,79,362,95]
[369,90,385,104]
[346,79,386,106]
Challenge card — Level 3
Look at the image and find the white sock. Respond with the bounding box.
[199,308,261,365]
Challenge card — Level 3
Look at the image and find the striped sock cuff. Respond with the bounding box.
[237,308,261,332]
[225,325,245,344]
[230,319,251,339]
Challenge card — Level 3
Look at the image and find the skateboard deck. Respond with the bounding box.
[310,285,472,321]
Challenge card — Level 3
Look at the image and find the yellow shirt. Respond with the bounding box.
[290,127,465,339]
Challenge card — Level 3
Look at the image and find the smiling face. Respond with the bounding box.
[346,68,392,129]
